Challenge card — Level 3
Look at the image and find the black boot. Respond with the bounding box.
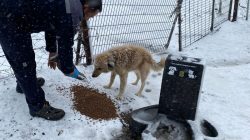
[30,101,65,121]
[16,77,45,93]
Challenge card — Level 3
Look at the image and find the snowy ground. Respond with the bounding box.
[1,19,250,140]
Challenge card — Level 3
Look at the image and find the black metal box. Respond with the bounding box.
[158,54,205,121]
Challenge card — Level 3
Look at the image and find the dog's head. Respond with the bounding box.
[92,53,114,77]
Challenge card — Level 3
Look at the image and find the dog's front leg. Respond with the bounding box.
[116,72,128,100]
[104,71,116,89]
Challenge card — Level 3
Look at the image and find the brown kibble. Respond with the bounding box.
[71,85,118,120]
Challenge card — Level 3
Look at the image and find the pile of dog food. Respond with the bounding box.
[71,85,118,120]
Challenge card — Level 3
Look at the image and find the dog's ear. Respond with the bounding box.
[107,55,115,70]
[108,61,114,70]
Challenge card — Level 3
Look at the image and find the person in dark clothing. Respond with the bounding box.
[0,0,102,120]
[47,0,102,70]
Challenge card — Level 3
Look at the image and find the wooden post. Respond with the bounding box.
[164,0,183,51]
[75,30,82,65]
[81,19,92,65]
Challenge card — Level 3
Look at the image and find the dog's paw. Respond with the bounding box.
[135,93,142,97]
[116,95,123,100]
[131,83,137,86]
[131,82,138,85]
[103,85,111,89]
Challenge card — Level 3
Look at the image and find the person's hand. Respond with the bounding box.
[48,52,58,70]
[65,67,86,80]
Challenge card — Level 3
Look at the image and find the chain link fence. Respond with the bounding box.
[239,0,250,20]
[0,33,48,79]
[1,0,237,79]
[88,0,177,55]
[214,0,232,27]
[181,0,232,47]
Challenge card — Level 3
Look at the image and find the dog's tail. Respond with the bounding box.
[150,57,165,71]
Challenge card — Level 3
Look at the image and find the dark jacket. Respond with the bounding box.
[0,0,84,74]
[0,0,84,53]
[0,0,83,32]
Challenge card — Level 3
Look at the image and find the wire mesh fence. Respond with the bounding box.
[0,33,48,79]
[181,0,213,47]
[214,0,232,27]
[239,0,250,20]
[88,0,177,55]
[0,51,13,79]
[181,0,232,48]
[0,0,235,79]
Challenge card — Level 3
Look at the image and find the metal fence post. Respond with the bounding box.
[219,0,222,14]
[165,0,183,51]
[178,0,183,51]
[210,0,215,32]
[246,0,250,20]
[228,0,233,20]
[165,0,182,51]
[232,0,239,21]
[165,16,178,49]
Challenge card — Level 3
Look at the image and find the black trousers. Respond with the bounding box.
[0,21,46,113]
[0,0,75,113]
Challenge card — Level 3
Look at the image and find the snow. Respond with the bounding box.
[132,107,194,140]
[168,20,250,140]
[142,114,192,140]
[1,10,250,140]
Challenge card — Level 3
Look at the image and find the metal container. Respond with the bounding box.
[130,105,223,140]
[159,55,205,121]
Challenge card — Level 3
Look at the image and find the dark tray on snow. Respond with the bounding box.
[129,105,223,140]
